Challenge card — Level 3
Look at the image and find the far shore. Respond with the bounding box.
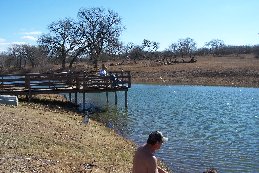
[108,54,259,88]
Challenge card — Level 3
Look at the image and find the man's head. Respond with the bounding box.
[147,131,168,145]
[203,168,218,173]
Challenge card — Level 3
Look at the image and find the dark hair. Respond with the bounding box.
[203,168,218,173]
[147,131,165,145]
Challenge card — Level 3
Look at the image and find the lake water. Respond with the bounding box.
[68,84,259,173]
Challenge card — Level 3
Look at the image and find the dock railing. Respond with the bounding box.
[0,71,131,96]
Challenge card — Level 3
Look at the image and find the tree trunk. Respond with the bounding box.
[62,58,66,69]
[69,57,77,68]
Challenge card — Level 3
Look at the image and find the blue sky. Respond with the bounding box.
[0,0,258,52]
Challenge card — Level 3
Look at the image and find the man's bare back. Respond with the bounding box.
[132,131,168,173]
[132,145,159,173]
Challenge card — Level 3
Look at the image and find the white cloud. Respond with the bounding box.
[21,35,37,41]
[12,41,27,45]
[20,30,42,41]
[0,30,42,52]
[21,31,42,36]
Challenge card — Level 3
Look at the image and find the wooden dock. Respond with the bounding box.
[0,71,131,107]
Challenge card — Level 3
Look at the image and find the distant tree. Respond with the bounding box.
[195,47,210,56]
[8,44,27,69]
[152,41,160,52]
[38,18,78,69]
[177,37,197,58]
[118,42,135,59]
[128,45,144,60]
[252,45,259,58]
[142,39,152,50]
[169,43,179,58]
[5,44,48,70]
[77,7,124,69]
[205,39,225,56]
[0,52,14,70]
[142,39,160,52]
[226,45,252,56]
[22,45,47,68]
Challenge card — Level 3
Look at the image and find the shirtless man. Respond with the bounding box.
[132,131,169,173]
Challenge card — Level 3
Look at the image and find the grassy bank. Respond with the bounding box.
[0,95,171,172]
[0,95,137,173]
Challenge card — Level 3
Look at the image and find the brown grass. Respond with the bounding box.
[108,54,259,88]
[0,95,137,173]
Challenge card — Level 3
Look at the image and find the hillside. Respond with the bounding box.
[107,54,259,88]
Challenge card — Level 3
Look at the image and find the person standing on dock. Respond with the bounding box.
[99,64,108,76]
[132,131,169,173]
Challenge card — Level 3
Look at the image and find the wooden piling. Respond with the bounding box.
[125,91,128,108]
[83,92,86,111]
[106,91,109,103]
[115,91,117,105]
[75,92,78,105]
[69,93,71,102]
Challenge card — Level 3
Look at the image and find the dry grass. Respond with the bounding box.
[108,54,259,87]
[0,95,137,173]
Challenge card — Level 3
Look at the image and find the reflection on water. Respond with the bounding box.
[66,84,259,173]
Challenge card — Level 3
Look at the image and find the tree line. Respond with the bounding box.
[0,7,259,73]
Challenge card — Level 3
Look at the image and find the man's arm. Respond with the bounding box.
[146,156,159,173]
[158,166,168,173]
[147,156,169,173]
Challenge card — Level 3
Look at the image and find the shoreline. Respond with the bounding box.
[0,94,171,172]
[0,95,135,173]
[133,81,259,88]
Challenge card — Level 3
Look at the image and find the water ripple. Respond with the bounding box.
[74,85,259,172]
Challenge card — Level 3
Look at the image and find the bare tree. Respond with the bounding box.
[22,45,47,68]
[169,43,178,58]
[142,39,152,51]
[8,44,27,69]
[38,18,78,69]
[142,39,160,52]
[152,41,160,52]
[205,39,225,56]
[77,7,124,69]
[0,53,14,70]
[177,38,197,58]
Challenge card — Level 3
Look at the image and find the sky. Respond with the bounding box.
[0,0,259,52]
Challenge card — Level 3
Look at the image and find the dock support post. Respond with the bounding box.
[83,92,85,111]
[75,92,78,105]
[115,91,117,105]
[69,93,71,102]
[125,91,128,108]
[106,91,109,103]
